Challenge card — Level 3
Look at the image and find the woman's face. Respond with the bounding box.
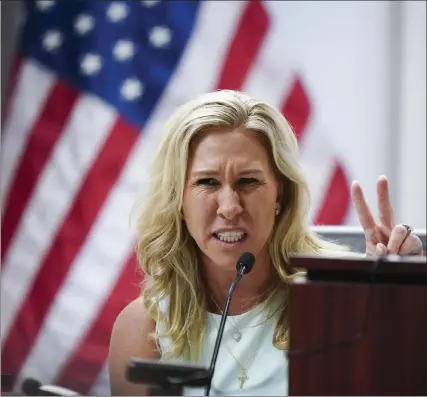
[182,127,282,271]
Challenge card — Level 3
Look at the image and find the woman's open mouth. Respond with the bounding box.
[212,231,248,246]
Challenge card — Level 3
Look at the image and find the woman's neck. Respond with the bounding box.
[201,252,279,315]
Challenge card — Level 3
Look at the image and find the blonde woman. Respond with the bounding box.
[108,90,423,396]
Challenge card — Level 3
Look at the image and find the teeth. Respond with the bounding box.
[216,231,245,243]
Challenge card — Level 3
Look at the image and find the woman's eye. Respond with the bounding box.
[238,178,259,185]
[194,177,259,187]
[196,178,219,186]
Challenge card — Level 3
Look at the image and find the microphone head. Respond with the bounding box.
[236,252,255,274]
[22,378,42,395]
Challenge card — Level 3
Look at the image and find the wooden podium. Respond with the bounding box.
[287,254,427,396]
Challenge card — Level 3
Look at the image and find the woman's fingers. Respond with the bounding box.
[396,232,424,256]
[386,224,423,255]
[376,243,387,256]
[386,225,408,254]
[351,180,376,232]
[376,176,394,230]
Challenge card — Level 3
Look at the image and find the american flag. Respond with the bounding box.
[1,0,350,394]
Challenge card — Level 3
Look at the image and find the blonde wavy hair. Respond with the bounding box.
[135,89,348,361]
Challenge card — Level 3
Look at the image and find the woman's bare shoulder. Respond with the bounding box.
[108,297,160,395]
[112,297,155,331]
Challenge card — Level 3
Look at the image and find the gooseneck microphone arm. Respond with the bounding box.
[205,267,244,394]
[205,252,255,396]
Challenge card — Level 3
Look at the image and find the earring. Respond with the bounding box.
[275,204,280,216]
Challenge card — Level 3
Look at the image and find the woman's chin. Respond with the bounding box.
[197,236,260,271]
[204,247,251,270]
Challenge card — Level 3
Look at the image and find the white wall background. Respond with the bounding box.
[397,1,426,229]
[1,0,425,228]
[262,0,426,228]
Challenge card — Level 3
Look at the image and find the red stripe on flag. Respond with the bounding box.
[280,77,351,225]
[314,163,351,225]
[2,55,24,126]
[1,117,139,385]
[216,1,269,90]
[54,254,141,394]
[1,82,79,263]
[281,77,311,141]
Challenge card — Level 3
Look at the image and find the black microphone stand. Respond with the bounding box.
[204,264,247,396]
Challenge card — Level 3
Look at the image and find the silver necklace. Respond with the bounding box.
[210,290,272,343]
[209,307,271,388]
[211,298,243,342]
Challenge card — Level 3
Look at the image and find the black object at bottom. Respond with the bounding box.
[148,385,185,396]
[127,359,210,396]
[1,374,14,392]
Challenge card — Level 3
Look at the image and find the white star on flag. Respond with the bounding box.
[141,0,161,7]
[113,40,136,62]
[42,30,62,52]
[80,54,102,75]
[149,26,172,48]
[36,0,56,11]
[121,78,144,101]
[74,14,95,36]
[107,2,129,22]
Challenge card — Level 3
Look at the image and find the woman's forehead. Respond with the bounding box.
[190,127,268,154]
[187,128,273,174]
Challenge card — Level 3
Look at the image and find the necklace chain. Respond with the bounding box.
[209,305,271,389]
[211,298,243,342]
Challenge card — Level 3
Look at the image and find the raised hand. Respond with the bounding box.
[350,175,423,257]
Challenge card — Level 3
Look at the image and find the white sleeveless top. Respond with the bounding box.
[156,299,288,396]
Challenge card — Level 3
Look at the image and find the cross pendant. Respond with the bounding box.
[238,367,248,389]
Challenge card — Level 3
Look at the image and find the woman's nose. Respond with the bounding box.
[216,187,243,220]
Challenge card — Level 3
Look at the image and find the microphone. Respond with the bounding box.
[22,378,41,395]
[205,251,255,396]
[22,378,80,396]
[236,251,255,275]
